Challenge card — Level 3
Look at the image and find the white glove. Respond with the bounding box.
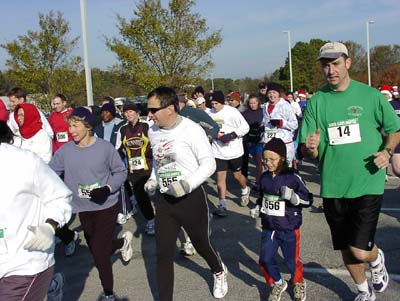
[24,223,55,252]
[280,186,300,206]
[165,180,192,198]
[144,179,158,196]
[250,205,260,219]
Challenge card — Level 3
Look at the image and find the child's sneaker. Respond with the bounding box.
[268,280,287,301]
[293,281,306,301]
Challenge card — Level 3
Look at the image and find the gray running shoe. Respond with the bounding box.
[47,272,65,301]
[120,231,133,262]
[294,281,306,301]
[268,280,288,301]
[213,205,228,217]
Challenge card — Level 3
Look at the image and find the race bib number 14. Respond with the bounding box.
[327,119,361,145]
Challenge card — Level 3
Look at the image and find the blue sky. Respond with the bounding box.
[1,0,399,79]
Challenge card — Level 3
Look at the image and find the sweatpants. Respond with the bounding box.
[0,265,54,301]
[259,228,304,285]
[79,202,124,294]
[155,186,224,301]
[128,172,155,220]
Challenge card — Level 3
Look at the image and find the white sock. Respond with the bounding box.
[219,199,226,208]
[370,250,381,268]
[274,279,283,285]
[356,280,369,293]
[241,186,249,195]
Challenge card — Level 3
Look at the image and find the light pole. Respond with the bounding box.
[366,20,375,86]
[211,73,214,91]
[80,0,94,106]
[283,30,293,92]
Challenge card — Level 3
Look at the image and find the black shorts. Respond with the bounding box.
[215,157,243,172]
[323,195,382,251]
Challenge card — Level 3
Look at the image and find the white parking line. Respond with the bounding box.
[304,267,400,281]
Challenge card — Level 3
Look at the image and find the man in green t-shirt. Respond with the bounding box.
[299,42,400,301]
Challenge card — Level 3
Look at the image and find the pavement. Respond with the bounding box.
[54,159,400,301]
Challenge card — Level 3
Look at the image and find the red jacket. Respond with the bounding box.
[48,108,73,153]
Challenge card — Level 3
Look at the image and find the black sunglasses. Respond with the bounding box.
[147,105,168,114]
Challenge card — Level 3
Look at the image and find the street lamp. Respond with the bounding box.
[211,72,214,91]
[283,30,293,92]
[366,20,375,86]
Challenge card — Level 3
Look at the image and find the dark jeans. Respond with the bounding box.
[79,202,124,294]
[155,186,224,301]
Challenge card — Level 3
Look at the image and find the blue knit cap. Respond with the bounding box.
[71,107,94,128]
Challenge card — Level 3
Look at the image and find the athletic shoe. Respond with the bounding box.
[100,294,116,301]
[120,231,133,262]
[117,212,130,225]
[180,241,196,256]
[240,186,250,207]
[47,272,65,301]
[354,288,376,301]
[294,281,306,301]
[213,205,228,217]
[213,263,228,299]
[145,219,155,236]
[370,249,389,292]
[268,280,288,301]
[64,231,79,257]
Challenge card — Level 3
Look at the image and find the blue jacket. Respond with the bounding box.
[257,169,313,231]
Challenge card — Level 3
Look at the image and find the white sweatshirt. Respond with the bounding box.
[0,143,72,278]
[13,129,53,163]
[261,98,298,144]
[208,105,250,160]
[148,116,216,193]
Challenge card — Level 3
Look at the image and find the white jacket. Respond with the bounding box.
[208,105,250,160]
[261,98,298,144]
[0,143,72,278]
[13,129,53,164]
[7,108,54,139]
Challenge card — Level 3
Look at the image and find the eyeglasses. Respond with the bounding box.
[261,157,280,164]
[147,105,168,114]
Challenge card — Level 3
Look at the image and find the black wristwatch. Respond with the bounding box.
[385,147,394,158]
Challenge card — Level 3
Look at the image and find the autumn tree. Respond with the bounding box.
[1,10,80,107]
[106,0,222,90]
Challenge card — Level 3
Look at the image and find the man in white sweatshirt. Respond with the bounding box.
[208,91,250,216]
[145,86,228,301]
[0,121,72,300]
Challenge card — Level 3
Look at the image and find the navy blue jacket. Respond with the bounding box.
[257,169,312,231]
[94,118,125,147]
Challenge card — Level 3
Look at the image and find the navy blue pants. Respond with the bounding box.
[259,228,304,285]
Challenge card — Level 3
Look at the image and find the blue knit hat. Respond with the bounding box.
[71,107,94,128]
[100,102,116,117]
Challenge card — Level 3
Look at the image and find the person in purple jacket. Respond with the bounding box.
[49,107,130,301]
[250,138,312,301]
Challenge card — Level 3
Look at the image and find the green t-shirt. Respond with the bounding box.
[298,80,400,198]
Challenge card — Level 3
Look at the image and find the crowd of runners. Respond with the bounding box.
[1,41,400,301]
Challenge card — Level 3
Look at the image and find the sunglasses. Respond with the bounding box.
[147,105,168,114]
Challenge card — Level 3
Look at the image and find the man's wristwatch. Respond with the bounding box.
[385,147,394,157]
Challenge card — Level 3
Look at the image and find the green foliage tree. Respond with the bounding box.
[1,11,80,108]
[106,0,222,90]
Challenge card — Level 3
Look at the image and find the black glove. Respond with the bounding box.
[90,186,111,205]
[270,119,283,128]
[220,132,238,144]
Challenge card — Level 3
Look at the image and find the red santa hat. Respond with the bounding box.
[298,90,306,98]
[380,84,392,96]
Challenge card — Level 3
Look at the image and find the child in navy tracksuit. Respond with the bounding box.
[251,138,312,301]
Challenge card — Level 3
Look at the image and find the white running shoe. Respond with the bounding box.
[213,263,228,299]
[354,288,376,301]
[120,231,133,262]
[240,186,250,207]
[47,272,65,301]
[145,219,155,236]
[180,241,196,256]
[100,294,116,301]
[371,249,389,292]
[64,231,79,257]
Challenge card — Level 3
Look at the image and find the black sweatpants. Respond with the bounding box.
[79,202,124,294]
[128,172,155,221]
[155,186,224,301]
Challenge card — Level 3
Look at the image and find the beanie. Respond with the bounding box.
[71,107,94,128]
[212,91,225,104]
[263,138,287,159]
[267,82,282,93]
[122,103,139,112]
[229,92,241,101]
[100,103,116,117]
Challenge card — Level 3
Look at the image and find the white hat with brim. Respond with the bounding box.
[317,42,349,60]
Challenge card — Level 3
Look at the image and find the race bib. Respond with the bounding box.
[0,228,7,255]
[264,129,279,142]
[261,194,285,217]
[158,170,183,193]
[56,131,68,142]
[78,182,101,199]
[327,119,361,145]
[129,156,145,171]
